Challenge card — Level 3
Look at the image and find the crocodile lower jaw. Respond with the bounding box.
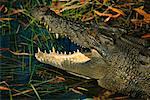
[35,46,92,67]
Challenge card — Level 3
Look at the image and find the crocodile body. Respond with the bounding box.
[32,6,150,98]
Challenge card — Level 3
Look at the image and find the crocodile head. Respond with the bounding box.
[32,6,114,80]
[32,6,150,98]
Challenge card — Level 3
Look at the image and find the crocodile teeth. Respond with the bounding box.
[56,33,59,39]
[45,25,49,29]
[38,47,40,52]
[48,28,52,31]
[52,47,55,53]
[35,47,91,68]
[57,51,59,54]
[69,52,71,55]
[44,22,47,26]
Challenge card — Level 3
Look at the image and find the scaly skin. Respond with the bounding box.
[32,6,150,98]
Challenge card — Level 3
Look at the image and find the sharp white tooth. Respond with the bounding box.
[44,50,46,53]
[46,25,49,29]
[60,52,63,54]
[52,47,55,53]
[49,50,51,53]
[48,28,52,31]
[56,33,59,39]
[64,51,66,54]
[73,51,76,53]
[38,47,41,52]
[77,49,79,52]
[57,51,59,54]
[44,22,47,26]
[69,52,71,54]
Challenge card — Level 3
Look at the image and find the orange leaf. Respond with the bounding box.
[0,86,10,90]
[94,10,112,17]
[0,18,15,21]
[108,6,125,16]
[141,34,150,38]
[144,14,150,23]
[134,6,150,23]
[112,13,121,18]
[133,6,146,16]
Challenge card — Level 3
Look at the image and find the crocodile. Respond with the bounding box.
[31,6,150,98]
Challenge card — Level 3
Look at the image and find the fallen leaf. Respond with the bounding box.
[0,86,10,90]
[141,34,150,38]
[0,18,15,21]
[144,14,150,23]
[94,10,112,17]
[94,10,122,22]
[108,6,125,16]
[133,6,150,24]
[112,13,120,18]
[133,6,146,15]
